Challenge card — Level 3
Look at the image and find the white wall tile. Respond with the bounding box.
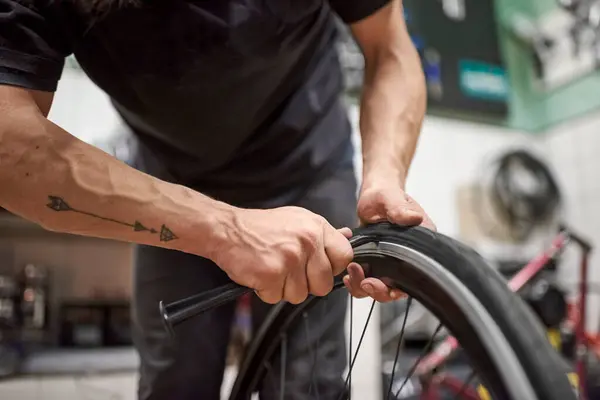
[48,69,122,145]
[545,111,600,330]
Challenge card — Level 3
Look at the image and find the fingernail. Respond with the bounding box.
[362,284,374,295]
[390,290,401,299]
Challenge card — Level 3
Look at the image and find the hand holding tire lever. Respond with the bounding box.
[158,202,400,337]
[159,223,406,337]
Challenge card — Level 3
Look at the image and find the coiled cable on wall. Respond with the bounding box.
[477,149,562,242]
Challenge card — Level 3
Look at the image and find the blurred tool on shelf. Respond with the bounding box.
[474,149,562,243]
[19,265,49,334]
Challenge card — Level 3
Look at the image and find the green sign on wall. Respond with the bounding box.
[403,0,510,121]
[495,0,600,132]
[403,0,600,132]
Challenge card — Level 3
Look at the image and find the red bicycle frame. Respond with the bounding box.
[408,227,593,400]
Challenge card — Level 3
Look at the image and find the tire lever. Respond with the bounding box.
[159,282,252,337]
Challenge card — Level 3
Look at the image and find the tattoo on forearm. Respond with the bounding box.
[46,196,178,242]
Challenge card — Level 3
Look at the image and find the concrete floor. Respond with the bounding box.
[0,366,375,400]
[0,368,239,400]
[0,372,138,400]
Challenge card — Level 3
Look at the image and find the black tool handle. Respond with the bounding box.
[160,282,252,337]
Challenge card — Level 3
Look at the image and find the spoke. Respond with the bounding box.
[452,371,476,400]
[337,299,377,400]
[386,297,414,400]
[394,323,443,399]
[279,334,287,400]
[348,295,353,400]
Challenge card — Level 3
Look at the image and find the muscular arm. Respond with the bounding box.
[350,0,426,188]
[0,85,233,260]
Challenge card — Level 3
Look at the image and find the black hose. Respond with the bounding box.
[487,150,561,241]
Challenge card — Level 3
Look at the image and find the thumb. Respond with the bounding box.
[324,227,354,276]
[383,191,425,226]
[358,202,387,225]
[386,204,424,226]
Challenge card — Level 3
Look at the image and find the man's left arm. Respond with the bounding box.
[332,0,435,301]
[351,0,424,196]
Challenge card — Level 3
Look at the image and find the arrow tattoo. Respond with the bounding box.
[46,196,177,242]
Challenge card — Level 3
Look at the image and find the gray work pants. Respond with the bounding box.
[132,163,358,400]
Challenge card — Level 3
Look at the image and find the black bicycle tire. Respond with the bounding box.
[229,223,576,400]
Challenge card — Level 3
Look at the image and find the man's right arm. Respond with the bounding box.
[0,85,233,260]
[0,85,360,304]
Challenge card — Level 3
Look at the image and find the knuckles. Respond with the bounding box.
[296,220,325,249]
[279,241,305,267]
[287,293,308,305]
[255,259,286,282]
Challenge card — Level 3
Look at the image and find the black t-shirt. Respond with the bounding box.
[0,0,389,206]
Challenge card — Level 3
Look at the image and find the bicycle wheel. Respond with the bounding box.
[229,223,576,400]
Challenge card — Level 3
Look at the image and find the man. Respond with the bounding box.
[0,0,432,398]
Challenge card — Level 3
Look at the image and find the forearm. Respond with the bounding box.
[359,15,426,188]
[0,108,232,260]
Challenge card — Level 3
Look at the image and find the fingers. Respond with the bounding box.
[306,247,334,297]
[360,196,423,226]
[284,255,309,304]
[386,205,424,226]
[258,273,310,305]
[334,227,406,303]
[305,226,352,298]
[261,222,353,304]
[360,278,404,302]
[343,262,368,298]
[343,262,405,303]
[323,227,354,276]
[357,197,386,225]
[283,278,308,305]
[256,287,283,304]
[357,188,434,229]
[384,192,424,226]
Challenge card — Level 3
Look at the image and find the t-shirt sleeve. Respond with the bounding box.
[327,0,392,24]
[0,0,72,92]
